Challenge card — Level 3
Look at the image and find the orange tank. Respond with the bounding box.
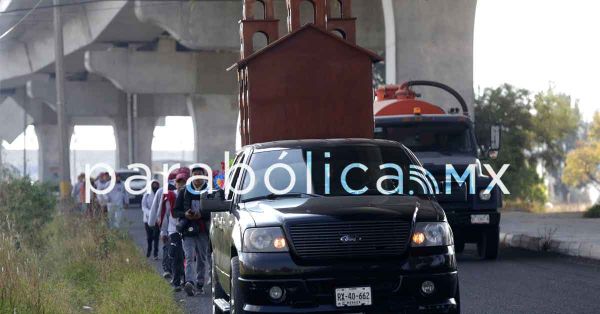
[374,81,469,117]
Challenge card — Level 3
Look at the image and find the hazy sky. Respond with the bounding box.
[474,0,599,120]
[3,0,599,151]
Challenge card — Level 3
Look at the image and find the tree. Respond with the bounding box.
[590,112,600,141]
[531,89,581,174]
[563,113,600,199]
[530,89,582,202]
[563,142,600,189]
[475,84,547,204]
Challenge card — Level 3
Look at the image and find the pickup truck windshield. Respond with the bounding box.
[376,122,475,154]
[239,145,419,200]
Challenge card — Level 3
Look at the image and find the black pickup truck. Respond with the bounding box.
[206,139,459,314]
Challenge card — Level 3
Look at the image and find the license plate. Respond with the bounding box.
[471,214,490,224]
[335,287,372,307]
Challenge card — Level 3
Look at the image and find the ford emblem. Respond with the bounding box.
[340,235,361,242]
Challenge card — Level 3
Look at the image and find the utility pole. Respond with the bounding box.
[22,105,27,177]
[0,140,3,175]
[127,93,135,166]
[54,0,71,198]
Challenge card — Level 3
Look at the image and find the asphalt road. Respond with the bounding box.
[458,245,600,314]
[124,208,600,314]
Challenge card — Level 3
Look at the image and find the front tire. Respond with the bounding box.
[212,253,226,314]
[453,282,461,314]
[477,226,499,260]
[454,239,465,254]
[230,256,245,314]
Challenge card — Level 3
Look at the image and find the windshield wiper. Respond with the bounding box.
[241,193,321,203]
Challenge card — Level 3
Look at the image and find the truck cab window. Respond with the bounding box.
[377,122,476,155]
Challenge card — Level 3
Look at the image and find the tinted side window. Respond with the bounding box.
[226,152,245,200]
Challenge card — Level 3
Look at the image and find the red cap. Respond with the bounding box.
[175,172,189,182]
[178,167,191,176]
[167,171,178,180]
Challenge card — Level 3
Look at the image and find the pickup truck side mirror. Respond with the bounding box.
[487,125,501,160]
[201,189,231,212]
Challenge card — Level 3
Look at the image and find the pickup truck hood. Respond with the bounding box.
[413,153,478,170]
[240,195,445,227]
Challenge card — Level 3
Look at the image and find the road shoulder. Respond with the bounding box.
[123,207,212,314]
[500,211,600,260]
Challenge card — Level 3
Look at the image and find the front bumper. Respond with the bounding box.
[446,211,500,242]
[446,211,500,227]
[237,247,458,313]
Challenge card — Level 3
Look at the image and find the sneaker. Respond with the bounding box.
[173,285,182,292]
[153,256,159,260]
[162,272,172,279]
[196,282,204,293]
[184,282,195,296]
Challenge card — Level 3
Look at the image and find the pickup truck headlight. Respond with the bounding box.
[479,189,492,201]
[243,227,289,253]
[411,222,453,247]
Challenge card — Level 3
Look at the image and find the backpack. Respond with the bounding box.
[158,191,176,228]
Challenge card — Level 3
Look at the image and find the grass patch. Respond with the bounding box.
[584,203,600,218]
[0,177,182,314]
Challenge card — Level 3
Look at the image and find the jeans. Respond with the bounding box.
[107,203,123,228]
[144,223,159,257]
[182,233,210,286]
[169,233,185,287]
[162,242,172,274]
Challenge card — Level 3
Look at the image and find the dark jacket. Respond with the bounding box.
[173,183,210,226]
[183,183,210,223]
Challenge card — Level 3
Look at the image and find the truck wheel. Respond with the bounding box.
[477,226,499,260]
[230,256,245,314]
[212,253,226,314]
[453,282,461,314]
[454,240,465,254]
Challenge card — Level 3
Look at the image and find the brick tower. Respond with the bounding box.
[232,0,382,145]
[239,0,279,58]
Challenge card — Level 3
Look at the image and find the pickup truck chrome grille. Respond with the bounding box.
[287,220,411,260]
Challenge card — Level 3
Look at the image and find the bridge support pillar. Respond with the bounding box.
[113,114,156,169]
[187,94,238,169]
[134,115,156,169]
[384,0,476,115]
[35,123,73,183]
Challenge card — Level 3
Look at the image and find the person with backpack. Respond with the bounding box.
[174,166,211,296]
[149,169,185,290]
[142,180,160,259]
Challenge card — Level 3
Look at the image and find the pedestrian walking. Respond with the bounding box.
[95,172,110,214]
[106,174,128,228]
[175,166,211,296]
[71,173,85,211]
[148,171,179,280]
[149,169,188,292]
[84,177,102,219]
[142,180,160,259]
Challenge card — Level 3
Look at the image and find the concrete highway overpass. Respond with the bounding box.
[0,0,476,182]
